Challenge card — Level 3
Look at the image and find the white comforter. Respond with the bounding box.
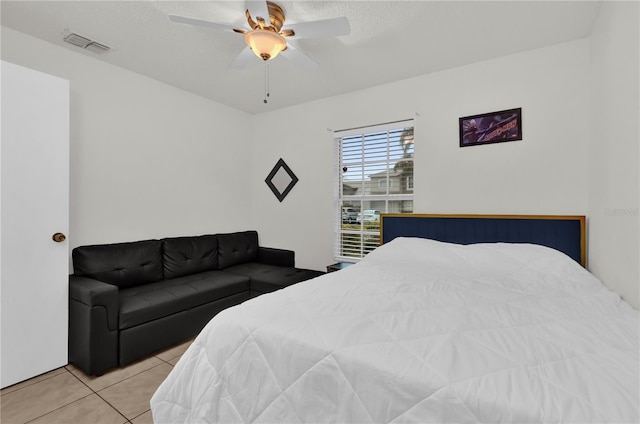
[151,238,639,423]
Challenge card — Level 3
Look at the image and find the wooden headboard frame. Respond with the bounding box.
[380,214,586,267]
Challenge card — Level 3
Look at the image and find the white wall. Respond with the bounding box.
[1,28,252,251]
[588,1,640,308]
[250,39,591,272]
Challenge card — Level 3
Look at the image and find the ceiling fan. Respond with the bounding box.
[169,0,351,69]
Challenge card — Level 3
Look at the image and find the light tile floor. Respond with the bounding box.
[1,338,194,424]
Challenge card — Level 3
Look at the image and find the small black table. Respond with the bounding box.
[326,262,355,273]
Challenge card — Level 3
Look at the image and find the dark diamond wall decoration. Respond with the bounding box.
[265,158,298,202]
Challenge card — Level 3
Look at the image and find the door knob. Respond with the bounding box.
[52,232,66,243]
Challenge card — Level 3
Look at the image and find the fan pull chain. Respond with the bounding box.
[263,63,270,104]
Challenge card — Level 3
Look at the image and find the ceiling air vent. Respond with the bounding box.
[63,31,111,53]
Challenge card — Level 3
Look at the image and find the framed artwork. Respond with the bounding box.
[459,107,522,147]
[265,158,298,202]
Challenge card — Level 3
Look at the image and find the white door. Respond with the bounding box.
[1,61,70,388]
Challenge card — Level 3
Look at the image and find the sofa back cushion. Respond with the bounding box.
[217,231,259,269]
[72,240,163,289]
[162,235,218,279]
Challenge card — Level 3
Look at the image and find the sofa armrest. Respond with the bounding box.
[258,247,295,268]
[69,275,118,331]
[68,275,119,375]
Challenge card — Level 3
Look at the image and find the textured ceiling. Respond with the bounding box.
[1,1,601,114]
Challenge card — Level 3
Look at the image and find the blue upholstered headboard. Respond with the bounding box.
[380,214,586,267]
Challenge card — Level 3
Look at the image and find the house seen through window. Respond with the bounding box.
[335,120,414,260]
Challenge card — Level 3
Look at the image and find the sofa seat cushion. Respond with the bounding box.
[224,263,324,294]
[118,271,249,330]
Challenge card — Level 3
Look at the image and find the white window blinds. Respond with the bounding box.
[335,120,414,261]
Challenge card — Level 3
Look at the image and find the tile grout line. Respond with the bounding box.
[3,348,182,424]
[93,390,131,423]
[20,368,95,424]
[132,353,178,422]
[95,360,173,422]
[66,366,131,423]
[156,355,179,367]
[0,368,66,396]
[23,392,95,424]
[129,408,152,422]
[68,353,168,392]
[66,365,92,391]
[64,353,177,422]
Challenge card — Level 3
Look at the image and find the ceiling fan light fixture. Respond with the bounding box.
[245,29,286,61]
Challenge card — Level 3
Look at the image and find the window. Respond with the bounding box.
[406,175,414,191]
[378,178,394,189]
[335,120,414,260]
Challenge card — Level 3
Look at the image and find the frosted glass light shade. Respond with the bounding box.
[245,29,286,61]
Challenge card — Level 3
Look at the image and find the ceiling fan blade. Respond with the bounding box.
[245,0,271,27]
[169,14,238,32]
[280,42,318,69]
[229,46,255,69]
[284,17,350,39]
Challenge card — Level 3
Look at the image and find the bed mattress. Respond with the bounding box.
[151,237,639,423]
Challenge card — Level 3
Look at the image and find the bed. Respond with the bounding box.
[150,214,638,423]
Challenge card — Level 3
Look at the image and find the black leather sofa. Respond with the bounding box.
[68,230,324,376]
